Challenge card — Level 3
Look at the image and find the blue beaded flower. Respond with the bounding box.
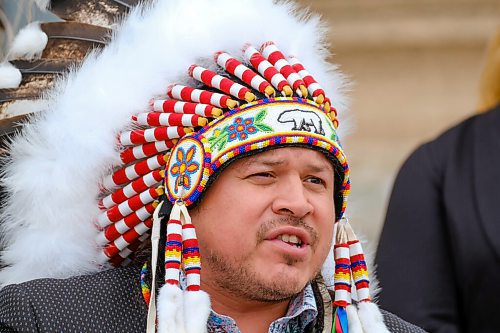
[227,117,257,142]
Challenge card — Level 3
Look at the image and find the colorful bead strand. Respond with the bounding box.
[165,218,183,286]
[182,223,201,291]
[349,239,371,302]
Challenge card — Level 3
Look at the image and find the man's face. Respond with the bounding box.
[190,147,335,302]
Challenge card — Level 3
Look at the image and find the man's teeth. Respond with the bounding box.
[277,234,302,246]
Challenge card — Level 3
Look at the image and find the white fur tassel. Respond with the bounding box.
[157,284,186,333]
[184,290,211,333]
[8,22,48,61]
[0,62,22,88]
[357,302,390,333]
[157,285,211,333]
[346,304,363,333]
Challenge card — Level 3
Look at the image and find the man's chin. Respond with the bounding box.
[252,268,309,298]
[202,250,313,302]
[214,269,308,303]
[243,280,304,303]
[266,261,312,282]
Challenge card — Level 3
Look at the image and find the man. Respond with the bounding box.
[0,0,425,332]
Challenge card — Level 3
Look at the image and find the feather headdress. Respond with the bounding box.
[0,0,388,332]
[0,0,347,284]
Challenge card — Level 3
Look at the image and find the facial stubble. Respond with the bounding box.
[202,217,327,303]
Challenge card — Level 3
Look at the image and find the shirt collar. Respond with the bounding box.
[207,283,318,333]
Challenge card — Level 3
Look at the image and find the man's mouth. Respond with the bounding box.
[261,224,315,254]
[276,234,303,248]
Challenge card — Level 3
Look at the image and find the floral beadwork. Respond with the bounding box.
[208,109,273,150]
[169,145,200,194]
[324,117,338,142]
[228,117,256,142]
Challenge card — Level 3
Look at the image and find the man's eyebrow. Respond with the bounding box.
[241,158,285,168]
[241,157,332,172]
[306,163,333,173]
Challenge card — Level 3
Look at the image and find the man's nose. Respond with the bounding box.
[271,177,313,218]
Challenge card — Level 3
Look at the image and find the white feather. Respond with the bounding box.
[2,100,48,117]
[0,0,349,286]
[0,62,22,89]
[8,22,48,61]
[35,0,51,10]
[358,302,390,333]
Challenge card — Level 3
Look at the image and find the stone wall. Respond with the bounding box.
[299,0,500,247]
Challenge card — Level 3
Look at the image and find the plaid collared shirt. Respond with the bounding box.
[207,284,318,333]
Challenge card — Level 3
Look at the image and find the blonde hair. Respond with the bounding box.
[478,28,500,112]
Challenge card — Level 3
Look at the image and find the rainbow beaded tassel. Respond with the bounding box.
[154,203,211,333]
[333,219,364,333]
[179,204,211,333]
[141,262,151,305]
[165,216,183,287]
[343,220,390,333]
[333,221,351,333]
[182,223,201,291]
[348,244,370,303]
[342,220,371,304]
[333,221,351,308]
[156,203,185,333]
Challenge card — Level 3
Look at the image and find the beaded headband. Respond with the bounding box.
[165,97,348,208]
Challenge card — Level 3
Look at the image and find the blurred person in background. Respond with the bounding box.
[376,29,500,333]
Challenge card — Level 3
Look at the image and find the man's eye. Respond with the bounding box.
[306,177,325,186]
[250,172,273,178]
